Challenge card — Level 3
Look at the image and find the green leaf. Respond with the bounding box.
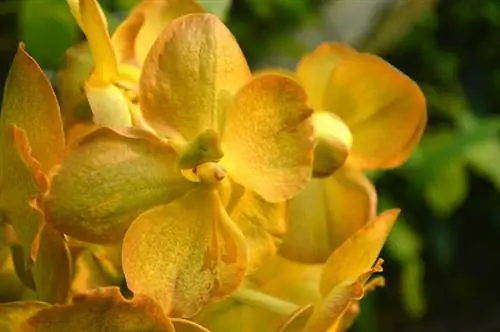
[19,0,78,69]
[466,139,500,191]
[424,158,468,219]
[385,217,426,319]
[199,0,233,20]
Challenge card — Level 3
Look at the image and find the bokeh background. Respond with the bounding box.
[1,0,499,331]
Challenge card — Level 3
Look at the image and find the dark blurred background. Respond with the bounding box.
[1,0,499,331]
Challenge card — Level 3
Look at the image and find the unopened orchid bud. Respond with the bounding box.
[312,111,352,177]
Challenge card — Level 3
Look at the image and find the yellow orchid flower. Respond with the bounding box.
[42,13,315,317]
[0,287,209,331]
[58,0,203,129]
[0,45,72,304]
[196,209,399,332]
[278,43,427,263]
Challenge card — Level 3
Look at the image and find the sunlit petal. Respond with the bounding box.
[84,82,132,127]
[296,43,357,110]
[319,209,400,296]
[79,0,118,83]
[139,13,251,140]
[222,74,314,203]
[115,0,203,66]
[122,189,247,318]
[322,53,426,170]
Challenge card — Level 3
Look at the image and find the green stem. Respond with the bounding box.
[232,287,299,316]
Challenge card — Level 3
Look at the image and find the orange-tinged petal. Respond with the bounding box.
[221,74,314,203]
[303,282,363,332]
[79,0,118,83]
[280,168,377,263]
[84,82,132,127]
[0,301,49,332]
[225,181,287,272]
[0,44,64,172]
[122,188,247,318]
[139,13,251,141]
[56,42,94,130]
[319,209,400,296]
[114,0,203,66]
[111,8,145,64]
[322,53,427,170]
[22,287,174,331]
[296,43,357,110]
[0,45,63,254]
[43,127,194,243]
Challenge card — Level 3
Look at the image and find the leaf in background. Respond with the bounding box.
[115,0,139,12]
[385,215,426,318]
[19,0,78,69]
[199,0,233,21]
[424,158,468,219]
[466,139,500,191]
[362,0,437,54]
[415,130,468,218]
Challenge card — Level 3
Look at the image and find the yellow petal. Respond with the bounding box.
[1,44,64,172]
[79,0,118,83]
[322,53,427,170]
[111,8,145,64]
[56,42,94,130]
[43,127,194,243]
[280,168,377,263]
[84,81,133,127]
[296,43,357,110]
[139,13,251,141]
[0,301,49,332]
[22,287,174,331]
[278,305,314,332]
[319,209,400,296]
[122,189,247,318]
[303,282,364,332]
[197,256,322,332]
[225,181,287,272]
[221,74,314,203]
[113,0,203,66]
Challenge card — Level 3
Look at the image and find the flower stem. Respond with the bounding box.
[232,288,299,316]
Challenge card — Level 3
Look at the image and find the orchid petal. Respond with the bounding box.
[139,13,251,140]
[296,43,356,110]
[280,168,377,263]
[221,74,314,203]
[319,209,399,296]
[122,189,247,318]
[323,53,426,170]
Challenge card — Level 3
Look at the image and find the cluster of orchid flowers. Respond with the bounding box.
[0,0,426,331]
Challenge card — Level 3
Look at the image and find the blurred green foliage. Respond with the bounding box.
[5,0,500,330]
